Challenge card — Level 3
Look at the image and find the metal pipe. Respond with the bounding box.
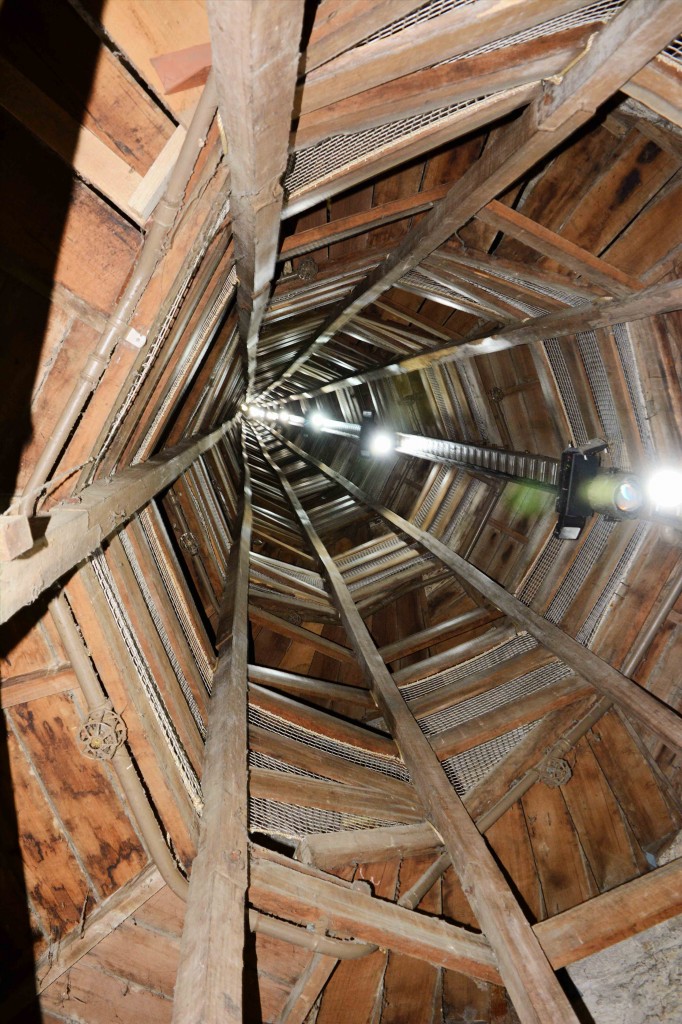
[19,73,219,515]
[48,592,190,901]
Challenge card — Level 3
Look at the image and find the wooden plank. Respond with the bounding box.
[88,917,180,998]
[87,0,211,118]
[250,606,356,663]
[522,781,598,917]
[277,953,338,1024]
[209,0,304,391]
[172,433,252,1024]
[304,1,425,73]
[11,692,147,899]
[280,184,451,260]
[278,436,682,756]
[0,57,144,223]
[4,720,91,939]
[250,683,399,758]
[257,435,579,1024]
[587,709,680,852]
[430,675,593,760]
[299,0,589,115]
[248,664,373,706]
[0,666,75,709]
[382,854,441,1024]
[250,852,501,985]
[33,865,163,994]
[41,957,172,1024]
[151,42,213,95]
[296,29,587,149]
[534,857,682,967]
[477,199,644,295]
[624,56,682,129]
[315,859,399,1024]
[251,767,421,825]
[559,735,646,891]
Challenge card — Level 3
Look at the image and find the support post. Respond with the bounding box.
[172,427,253,1024]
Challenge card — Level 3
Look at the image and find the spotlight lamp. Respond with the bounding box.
[554,439,645,540]
[647,467,682,510]
[359,410,395,458]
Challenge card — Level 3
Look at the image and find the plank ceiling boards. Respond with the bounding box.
[1,1,682,1023]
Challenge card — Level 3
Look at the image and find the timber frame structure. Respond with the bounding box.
[1,2,682,1022]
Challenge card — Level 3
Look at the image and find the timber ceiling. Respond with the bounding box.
[1,2,682,1023]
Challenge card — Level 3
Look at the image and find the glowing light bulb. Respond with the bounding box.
[368,429,394,457]
[308,411,327,430]
[647,467,682,509]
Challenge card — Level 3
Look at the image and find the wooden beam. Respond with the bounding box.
[249,606,356,664]
[295,28,588,149]
[477,200,644,296]
[296,823,442,871]
[172,430,252,1024]
[0,666,75,709]
[263,0,682,396]
[279,184,450,260]
[256,432,580,1024]
[252,847,682,979]
[250,768,422,824]
[3,865,165,1017]
[276,953,338,1024]
[379,609,497,663]
[283,277,682,402]
[298,0,589,116]
[208,0,304,393]
[276,435,682,757]
[248,664,373,706]
[431,674,593,760]
[534,857,682,968]
[303,1,425,73]
[0,424,230,625]
[250,850,501,985]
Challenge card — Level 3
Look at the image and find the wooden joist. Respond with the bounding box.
[284,277,682,401]
[251,848,682,981]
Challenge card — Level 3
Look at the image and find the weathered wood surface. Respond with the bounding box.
[265,0,682,394]
[208,0,304,391]
[278,434,682,756]
[257,432,580,1024]
[172,434,252,1024]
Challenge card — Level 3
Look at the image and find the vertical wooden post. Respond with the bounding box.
[254,430,580,1024]
[172,427,253,1024]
